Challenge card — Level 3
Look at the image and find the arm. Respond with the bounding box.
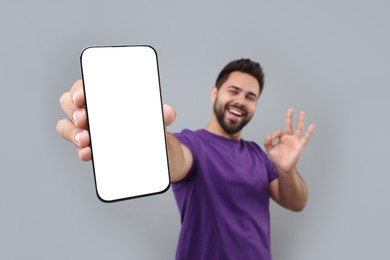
[264,108,315,211]
[56,80,193,181]
[269,169,308,212]
[166,132,193,182]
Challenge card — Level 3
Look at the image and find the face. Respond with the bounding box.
[212,71,260,135]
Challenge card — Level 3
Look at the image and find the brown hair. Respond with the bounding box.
[215,58,264,95]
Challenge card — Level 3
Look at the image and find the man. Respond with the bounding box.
[57,59,315,260]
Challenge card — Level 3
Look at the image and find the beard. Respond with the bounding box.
[213,95,253,135]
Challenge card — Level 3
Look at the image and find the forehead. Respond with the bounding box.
[221,71,260,96]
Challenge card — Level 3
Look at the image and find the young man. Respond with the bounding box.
[57,59,315,260]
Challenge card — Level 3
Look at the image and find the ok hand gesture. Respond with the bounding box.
[263,108,315,175]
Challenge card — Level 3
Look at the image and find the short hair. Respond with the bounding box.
[215,58,265,95]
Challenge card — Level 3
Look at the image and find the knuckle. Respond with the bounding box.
[72,80,82,91]
[59,92,67,106]
[56,120,64,136]
[76,148,83,160]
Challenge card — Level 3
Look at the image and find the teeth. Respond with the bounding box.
[228,108,243,116]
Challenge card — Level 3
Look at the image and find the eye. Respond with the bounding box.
[229,89,238,95]
[246,95,256,102]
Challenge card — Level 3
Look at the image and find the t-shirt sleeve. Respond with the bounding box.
[264,154,278,183]
[253,142,278,183]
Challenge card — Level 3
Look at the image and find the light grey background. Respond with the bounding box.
[1,1,389,259]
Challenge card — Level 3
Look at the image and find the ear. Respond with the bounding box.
[210,86,218,103]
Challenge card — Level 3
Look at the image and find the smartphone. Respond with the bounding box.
[80,45,170,202]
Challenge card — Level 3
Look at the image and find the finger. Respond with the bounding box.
[74,130,90,149]
[285,108,293,135]
[70,80,85,108]
[56,119,90,148]
[72,109,88,129]
[59,82,88,129]
[59,92,88,129]
[267,130,283,147]
[76,146,92,161]
[294,111,305,137]
[264,130,282,153]
[263,135,274,152]
[163,104,176,126]
[271,130,283,142]
[300,124,316,146]
[59,91,76,119]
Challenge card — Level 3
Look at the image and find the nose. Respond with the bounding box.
[234,93,247,106]
[231,95,247,111]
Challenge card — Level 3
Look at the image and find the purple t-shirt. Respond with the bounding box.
[172,129,278,260]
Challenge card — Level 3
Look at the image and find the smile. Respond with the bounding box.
[228,107,244,117]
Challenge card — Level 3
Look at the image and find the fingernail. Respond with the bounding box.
[72,111,78,123]
[72,110,81,124]
[74,132,81,145]
[72,90,78,104]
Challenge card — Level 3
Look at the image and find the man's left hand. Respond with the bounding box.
[263,108,315,175]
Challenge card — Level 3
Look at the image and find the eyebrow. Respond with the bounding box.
[229,86,258,99]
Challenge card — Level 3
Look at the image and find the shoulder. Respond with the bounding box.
[173,129,204,154]
[173,129,205,145]
[241,139,278,182]
[241,139,268,158]
[174,128,197,138]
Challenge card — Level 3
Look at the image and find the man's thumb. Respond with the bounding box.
[163,104,176,126]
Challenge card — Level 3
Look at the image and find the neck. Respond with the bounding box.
[204,113,241,140]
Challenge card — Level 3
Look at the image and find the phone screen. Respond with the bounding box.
[80,45,170,202]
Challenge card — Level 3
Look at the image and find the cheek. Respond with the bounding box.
[247,103,257,115]
[216,95,229,107]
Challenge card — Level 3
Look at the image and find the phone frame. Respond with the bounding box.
[80,45,171,202]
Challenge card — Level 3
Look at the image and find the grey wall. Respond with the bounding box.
[1,0,389,259]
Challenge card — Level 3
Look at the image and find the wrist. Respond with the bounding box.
[277,167,298,179]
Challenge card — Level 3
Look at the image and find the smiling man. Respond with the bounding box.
[210,70,260,137]
[57,58,315,260]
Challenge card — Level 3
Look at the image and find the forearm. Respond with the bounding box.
[277,168,308,211]
[166,132,192,182]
